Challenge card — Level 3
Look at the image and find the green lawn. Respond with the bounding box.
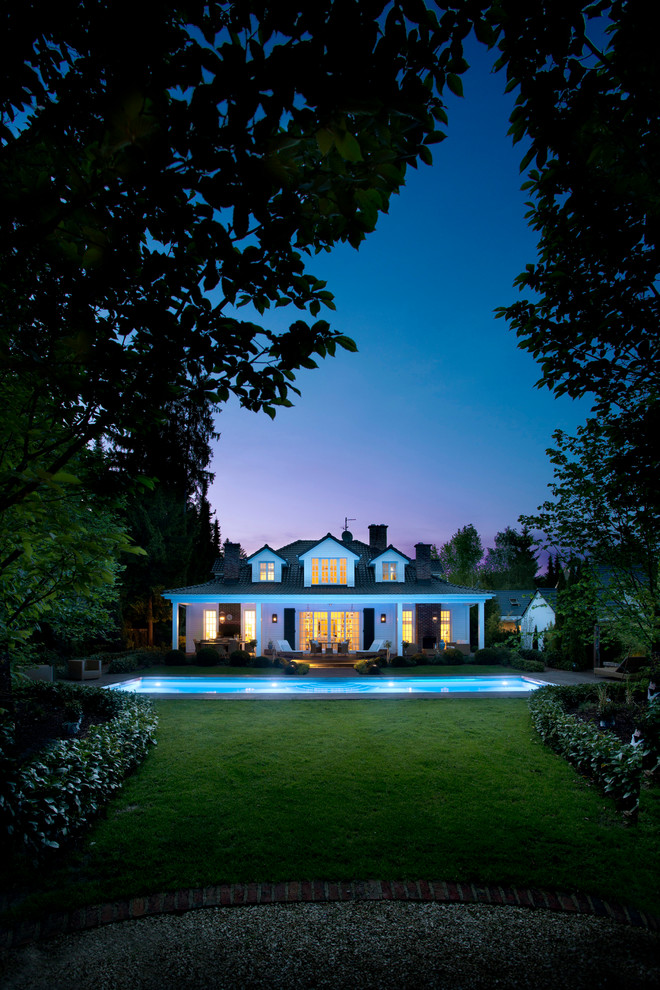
[129,663,513,677]
[5,697,659,922]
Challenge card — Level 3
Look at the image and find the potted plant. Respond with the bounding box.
[62,699,83,737]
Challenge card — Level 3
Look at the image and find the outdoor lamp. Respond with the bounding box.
[272,614,278,623]
[380,613,386,623]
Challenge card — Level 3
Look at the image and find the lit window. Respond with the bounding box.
[243,609,256,641]
[260,561,275,581]
[402,610,413,643]
[203,610,216,639]
[311,558,347,585]
[382,562,397,581]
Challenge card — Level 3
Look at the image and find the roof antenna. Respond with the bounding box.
[343,516,356,533]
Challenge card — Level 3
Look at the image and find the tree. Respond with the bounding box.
[520,417,660,654]
[435,524,484,587]
[1,0,474,527]
[493,1,660,473]
[481,526,538,588]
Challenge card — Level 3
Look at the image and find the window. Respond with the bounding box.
[299,611,359,651]
[259,561,275,581]
[402,609,413,644]
[203,609,217,640]
[311,558,347,584]
[382,562,397,581]
[243,609,256,642]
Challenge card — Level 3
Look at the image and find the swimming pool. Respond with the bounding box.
[108,676,546,697]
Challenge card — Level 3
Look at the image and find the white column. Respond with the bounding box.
[396,601,403,656]
[172,602,179,651]
[255,605,262,657]
[478,600,485,650]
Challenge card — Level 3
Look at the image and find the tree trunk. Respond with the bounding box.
[147,594,154,647]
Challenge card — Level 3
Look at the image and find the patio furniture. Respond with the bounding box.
[67,658,102,681]
[338,641,349,655]
[309,640,320,654]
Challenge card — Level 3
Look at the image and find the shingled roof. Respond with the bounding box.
[166,534,486,597]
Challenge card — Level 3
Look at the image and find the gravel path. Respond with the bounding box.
[2,901,659,990]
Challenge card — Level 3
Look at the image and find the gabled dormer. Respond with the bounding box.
[368,546,410,583]
[298,534,360,588]
[246,545,288,584]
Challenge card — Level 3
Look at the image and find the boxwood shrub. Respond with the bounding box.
[252,656,273,668]
[229,650,251,666]
[164,649,187,666]
[528,684,642,818]
[1,682,158,857]
[196,646,223,667]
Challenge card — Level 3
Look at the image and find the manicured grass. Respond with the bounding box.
[5,699,659,921]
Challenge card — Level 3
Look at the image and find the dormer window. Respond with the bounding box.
[260,561,275,582]
[382,562,397,581]
[312,558,347,585]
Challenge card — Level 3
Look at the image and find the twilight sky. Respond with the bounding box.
[208,36,590,560]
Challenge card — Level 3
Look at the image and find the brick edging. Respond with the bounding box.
[1,880,657,949]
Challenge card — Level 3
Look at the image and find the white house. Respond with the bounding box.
[163,523,494,656]
[520,589,557,650]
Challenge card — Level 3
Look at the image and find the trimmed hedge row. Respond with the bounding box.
[1,682,158,857]
[528,684,642,818]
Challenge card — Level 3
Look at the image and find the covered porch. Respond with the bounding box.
[168,593,488,658]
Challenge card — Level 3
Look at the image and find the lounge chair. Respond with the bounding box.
[67,658,102,681]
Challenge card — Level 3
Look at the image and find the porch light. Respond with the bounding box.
[219,612,226,624]
[380,613,386,623]
[272,613,278,623]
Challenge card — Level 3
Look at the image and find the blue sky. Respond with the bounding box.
[208,36,590,561]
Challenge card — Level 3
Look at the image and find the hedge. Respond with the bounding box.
[1,682,158,857]
[528,684,642,818]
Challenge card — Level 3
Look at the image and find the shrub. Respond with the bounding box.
[354,659,381,675]
[390,655,417,667]
[229,650,251,666]
[473,647,500,664]
[196,647,222,667]
[164,649,187,666]
[528,685,642,818]
[283,660,310,675]
[519,648,545,664]
[510,655,545,673]
[412,653,428,664]
[1,684,158,856]
[443,647,465,665]
[252,656,272,668]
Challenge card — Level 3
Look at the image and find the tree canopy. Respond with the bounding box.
[1,0,474,520]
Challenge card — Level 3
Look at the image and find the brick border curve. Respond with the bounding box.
[2,880,658,949]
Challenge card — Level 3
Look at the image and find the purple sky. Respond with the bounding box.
[208,37,590,561]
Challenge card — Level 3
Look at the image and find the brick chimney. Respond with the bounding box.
[369,524,388,553]
[415,543,432,581]
[223,542,241,581]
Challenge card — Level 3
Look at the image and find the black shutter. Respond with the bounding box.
[363,608,375,650]
[284,608,296,648]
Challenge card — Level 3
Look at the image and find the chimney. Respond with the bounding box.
[415,543,432,581]
[223,542,241,581]
[369,524,388,553]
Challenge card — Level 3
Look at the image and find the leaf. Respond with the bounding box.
[316,129,334,156]
[446,74,464,98]
[334,131,363,162]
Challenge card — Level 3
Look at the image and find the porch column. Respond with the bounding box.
[172,602,179,651]
[255,605,262,657]
[478,600,485,650]
[396,601,403,656]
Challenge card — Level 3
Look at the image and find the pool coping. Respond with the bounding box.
[2,878,657,949]
[106,675,550,699]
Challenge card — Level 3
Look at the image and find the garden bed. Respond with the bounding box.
[1,681,158,857]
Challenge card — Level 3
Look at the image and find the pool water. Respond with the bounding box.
[108,676,545,696]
